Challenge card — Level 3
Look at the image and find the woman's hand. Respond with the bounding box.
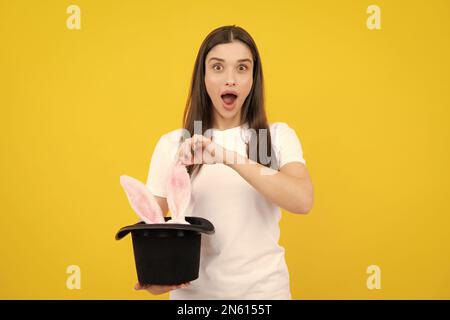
[134,282,191,295]
[177,134,230,165]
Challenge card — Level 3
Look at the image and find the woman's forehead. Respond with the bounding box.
[206,41,253,62]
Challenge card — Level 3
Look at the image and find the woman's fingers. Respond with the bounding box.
[135,282,155,290]
[135,282,191,289]
[189,136,201,164]
[178,135,213,165]
[134,282,191,295]
[178,138,193,165]
[176,133,228,165]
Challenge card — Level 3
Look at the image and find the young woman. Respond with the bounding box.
[135,25,314,299]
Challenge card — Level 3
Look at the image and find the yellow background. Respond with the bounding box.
[1,0,449,299]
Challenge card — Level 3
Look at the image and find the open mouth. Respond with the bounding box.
[221,93,238,105]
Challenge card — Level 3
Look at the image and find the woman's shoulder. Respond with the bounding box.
[161,128,183,141]
[269,121,294,135]
[268,121,302,146]
[151,128,186,160]
[157,127,192,145]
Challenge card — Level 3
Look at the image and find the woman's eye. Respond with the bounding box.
[212,64,248,71]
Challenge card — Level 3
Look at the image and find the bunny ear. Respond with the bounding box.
[166,162,191,224]
[119,175,165,224]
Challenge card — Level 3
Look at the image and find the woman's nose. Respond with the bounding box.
[225,70,237,86]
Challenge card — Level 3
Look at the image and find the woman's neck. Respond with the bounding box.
[212,118,243,131]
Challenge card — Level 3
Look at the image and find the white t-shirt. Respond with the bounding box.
[146,122,306,300]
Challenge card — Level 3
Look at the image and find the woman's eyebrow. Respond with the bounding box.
[208,57,252,64]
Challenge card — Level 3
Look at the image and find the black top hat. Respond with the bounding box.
[116,216,215,285]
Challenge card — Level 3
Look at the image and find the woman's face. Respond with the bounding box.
[204,40,253,127]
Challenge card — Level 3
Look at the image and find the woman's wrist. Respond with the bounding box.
[224,150,250,167]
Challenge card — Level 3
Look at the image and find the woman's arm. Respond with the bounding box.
[225,151,314,214]
[178,134,314,214]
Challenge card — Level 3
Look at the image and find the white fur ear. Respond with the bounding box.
[120,175,165,224]
[166,162,191,224]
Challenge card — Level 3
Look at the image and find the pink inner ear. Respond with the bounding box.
[166,163,191,220]
[120,175,165,224]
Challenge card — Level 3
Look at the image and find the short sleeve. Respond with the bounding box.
[146,134,177,197]
[274,122,306,168]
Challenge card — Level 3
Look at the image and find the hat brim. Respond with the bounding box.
[115,216,215,240]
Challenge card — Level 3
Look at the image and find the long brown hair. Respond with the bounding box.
[181,25,278,178]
